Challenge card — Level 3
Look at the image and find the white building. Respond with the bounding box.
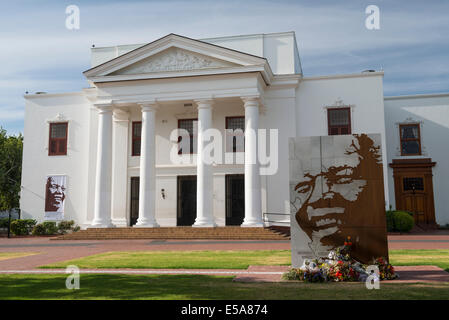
[19,32,448,229]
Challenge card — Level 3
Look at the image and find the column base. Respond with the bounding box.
[90,220,114,228]
[193,218,216,228]
[241,218,264,228]
[135,219,159,228]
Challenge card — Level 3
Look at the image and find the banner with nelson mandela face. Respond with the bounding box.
[289,134,388,266]
[44,175,66,221]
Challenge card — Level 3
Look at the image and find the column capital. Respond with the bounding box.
[138,101,159,112]
[94,102,113,114]
[113,108,129,122]
[194,99,214,109]
[241,96,260,107]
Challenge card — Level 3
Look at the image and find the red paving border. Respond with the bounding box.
[1,235,449,283]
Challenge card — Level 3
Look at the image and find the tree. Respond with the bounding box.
[0,127,23,213]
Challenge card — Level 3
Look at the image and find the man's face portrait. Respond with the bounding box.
[45,176,66,213]
[290,134,388,264]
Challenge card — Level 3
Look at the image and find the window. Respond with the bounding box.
[327,108,351,135]
[226,116,245,152]
[399,124,421,156]
[178,119,197,154]
[403,177,424,191]
[48,122,68,156]
[132,122,142,156]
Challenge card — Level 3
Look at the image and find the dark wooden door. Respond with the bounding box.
[390,159,436,225]
[130,177,140,226]
[177,176,197,226]
[226,174,245,226]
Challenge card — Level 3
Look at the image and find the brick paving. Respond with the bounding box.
[1,235,449,283]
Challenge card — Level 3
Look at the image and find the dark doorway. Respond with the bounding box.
[177,175,197,226]
[390,158,437,226]
[226,174,245,226]
[130,177,140,226]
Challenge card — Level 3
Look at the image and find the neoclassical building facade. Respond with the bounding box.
[20,32,449,228]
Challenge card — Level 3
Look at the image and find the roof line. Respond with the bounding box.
[83,33,267,75]
[384,92,449,100]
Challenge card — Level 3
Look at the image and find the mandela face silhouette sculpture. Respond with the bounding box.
[289,134,388,265]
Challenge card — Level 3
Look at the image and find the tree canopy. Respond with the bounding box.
[0,127,23,211]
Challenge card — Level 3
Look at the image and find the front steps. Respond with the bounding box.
[54,226,290,240]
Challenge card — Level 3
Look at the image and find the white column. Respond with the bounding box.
[136,103,159,227]
[193,99,216,227]
[92,104,114,228]
[111,109,129,227]
[241,97,263,227]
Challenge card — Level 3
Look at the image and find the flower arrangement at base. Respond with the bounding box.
[282,236,398,282]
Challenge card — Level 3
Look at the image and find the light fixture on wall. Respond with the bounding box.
[161,189,166,199]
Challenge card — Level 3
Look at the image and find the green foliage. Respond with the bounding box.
[393,211,415,233]
[0,217,16,228]
[33,220,78,235]
[57,220,75,234]
[386,210,396,232]
[10,219,36,235]
[31,224,46,236]
[0,127,23,211]
[386,210,414,233]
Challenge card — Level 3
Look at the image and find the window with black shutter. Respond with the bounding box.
[132,122,142,156]
[225,116,245,152]
[178,119,197,154]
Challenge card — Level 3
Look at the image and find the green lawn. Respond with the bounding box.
[40,249,449,271]
[0,274,448,300]
[40,250,291,269]
[389,249,449,272]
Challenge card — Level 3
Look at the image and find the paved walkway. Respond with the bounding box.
[1,235,449,271]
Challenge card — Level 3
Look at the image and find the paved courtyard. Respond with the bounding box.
[1,234,449,271]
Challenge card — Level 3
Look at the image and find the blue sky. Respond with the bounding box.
[0,0,448,135]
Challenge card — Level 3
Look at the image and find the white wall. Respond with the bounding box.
[384,94,449,225]
[295,72,390,208]
[20,93,91,225]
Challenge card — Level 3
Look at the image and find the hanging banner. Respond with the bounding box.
[44,175,66,221]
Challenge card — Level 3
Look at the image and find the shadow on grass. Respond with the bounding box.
[0,274,448,300]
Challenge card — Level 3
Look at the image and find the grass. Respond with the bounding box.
[0,252,39,261]
[389,249,449,272]
[40,249,449,271]
[40,250,291,269]
[0,274,448,300]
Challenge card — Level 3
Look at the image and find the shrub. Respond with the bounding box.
[31,224,46,236]
[42,222,58,235]
[393,211,414,233]
[57,220,75,234]
[32,222,58,235]
[10,219,37,235]
[385,210,396,232]
[0,218,16,229]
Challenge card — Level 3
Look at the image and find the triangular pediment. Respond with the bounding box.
[109,47,239,75]
[83,34,273,83]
